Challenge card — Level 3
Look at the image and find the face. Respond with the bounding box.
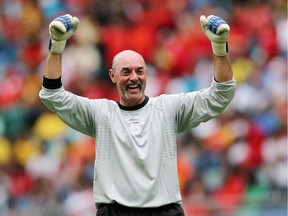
[109,50,147,106]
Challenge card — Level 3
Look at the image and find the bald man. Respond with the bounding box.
[109,50,147,107]
[40,14,236,216]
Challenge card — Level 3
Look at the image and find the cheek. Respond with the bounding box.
[115,78,126,90]
[140,76,147,85]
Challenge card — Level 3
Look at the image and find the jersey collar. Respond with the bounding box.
[117,96,149,110]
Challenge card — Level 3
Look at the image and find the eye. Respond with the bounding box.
[121,69,131,76]
[136,68,145,75]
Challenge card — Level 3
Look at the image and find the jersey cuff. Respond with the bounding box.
[43,76,62,89]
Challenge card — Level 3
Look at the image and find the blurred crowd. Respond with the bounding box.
[0,0,287,215]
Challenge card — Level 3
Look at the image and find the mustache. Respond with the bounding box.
[125,80,142,88]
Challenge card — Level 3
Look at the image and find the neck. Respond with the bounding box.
[117,96,149,110]
[120,96,145,107]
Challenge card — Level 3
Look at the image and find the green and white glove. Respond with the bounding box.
[200,15,230,56]
[49,14,79,54]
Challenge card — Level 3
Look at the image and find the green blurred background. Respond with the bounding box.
[0,0,287,215]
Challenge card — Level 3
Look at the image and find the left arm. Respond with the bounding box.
[200,15,234,82]
[174,15,236,132]
[214,55,233,82]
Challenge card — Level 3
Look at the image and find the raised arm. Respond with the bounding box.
[214,55,233,82]
[44,14,79,80]
[44,53,62,79]
[39,15,98,137]
[200,15,233,82]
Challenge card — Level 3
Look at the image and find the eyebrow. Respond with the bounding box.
[121,66,145,71]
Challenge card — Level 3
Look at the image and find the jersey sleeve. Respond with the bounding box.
[39,86,96,137]
[175,78,237,133]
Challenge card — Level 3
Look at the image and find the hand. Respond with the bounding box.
[49,14,79,54]
[200,15,230,56]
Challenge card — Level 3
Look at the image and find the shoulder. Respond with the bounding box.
[148,93,185,109]
[92,98,119,109]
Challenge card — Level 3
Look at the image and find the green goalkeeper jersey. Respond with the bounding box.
[39,78,236,208]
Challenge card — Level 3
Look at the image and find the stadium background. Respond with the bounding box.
[0,0,287,215]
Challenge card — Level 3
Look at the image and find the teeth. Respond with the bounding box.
[128,85,138,88]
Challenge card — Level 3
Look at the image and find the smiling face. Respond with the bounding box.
[109,50,147,106]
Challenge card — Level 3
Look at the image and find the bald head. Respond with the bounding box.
[112,50,146,71]
[109,50,148,106]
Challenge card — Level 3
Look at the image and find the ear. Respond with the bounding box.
[109,69,116,84]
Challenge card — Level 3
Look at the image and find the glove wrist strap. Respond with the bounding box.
[49,39,67,54]
[211,42,228,56]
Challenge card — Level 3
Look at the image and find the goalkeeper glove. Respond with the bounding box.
[49,14,79,54]
[200,15,230,56]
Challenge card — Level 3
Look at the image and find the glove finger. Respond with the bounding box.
[70,16,79,32]
[64,16,79,39]
[49,14,73,34]
[216,23,230,35]
[207,15,229,35]
[200,15,208,32]
[49,20,67,33]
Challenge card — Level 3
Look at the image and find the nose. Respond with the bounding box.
[129,71,138,82]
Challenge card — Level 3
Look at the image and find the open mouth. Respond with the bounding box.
[123,82,143,100]
[125,81,142,91]
[126,84,140,90]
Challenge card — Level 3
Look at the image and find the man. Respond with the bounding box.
[39,14,236,216]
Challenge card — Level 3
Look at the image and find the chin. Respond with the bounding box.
[124,92,143,103]
[128,95,142,102]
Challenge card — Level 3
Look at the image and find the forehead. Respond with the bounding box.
[112,51,146,70]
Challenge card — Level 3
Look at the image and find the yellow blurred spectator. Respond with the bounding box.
[0,137,12,165]
[33,113,68,140]
[13,137,41,166]
[232,58,255,84]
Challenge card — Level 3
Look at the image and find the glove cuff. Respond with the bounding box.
[211,42,228,56]
[49,39,67,54]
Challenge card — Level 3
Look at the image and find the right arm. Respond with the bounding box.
[43,14,79,79]
[40,15,96,137]
[44,53,62,79]
[40,51,97,137]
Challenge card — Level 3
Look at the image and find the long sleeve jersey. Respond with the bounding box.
[39,78,236,208]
